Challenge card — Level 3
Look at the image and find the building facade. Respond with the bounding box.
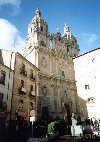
[11,53,39,120]
[73,48,100,119]
[0,64,13,112]
[23,9,80,122]
[0,49,39,120]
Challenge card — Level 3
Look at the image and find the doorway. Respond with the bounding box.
[64,103,71,125]
[42,106,49,121]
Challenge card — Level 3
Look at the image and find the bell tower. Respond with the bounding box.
[62,23,80,57]
[25,8,50,55]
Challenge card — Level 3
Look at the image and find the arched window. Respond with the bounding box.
[72,41,74,46]
[41,26,43,31]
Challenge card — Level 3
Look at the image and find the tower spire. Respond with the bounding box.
[57,28,60,34]
[64,22,69,33]
[35,7,41,17]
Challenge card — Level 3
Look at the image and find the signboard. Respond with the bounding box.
[30,116,35,122]
[30,110,35,117]
[30,116,35,137]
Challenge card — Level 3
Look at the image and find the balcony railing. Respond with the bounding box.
[19,87,26,94]
[30,75,36,81]
[30,91,35,97]
[20,68,27,76]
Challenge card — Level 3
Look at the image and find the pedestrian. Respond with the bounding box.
[90,118,94,126]
[98,119,100,135]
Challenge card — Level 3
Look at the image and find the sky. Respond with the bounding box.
[0,0,100,54]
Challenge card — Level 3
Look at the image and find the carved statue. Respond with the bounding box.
[71,113,77,126]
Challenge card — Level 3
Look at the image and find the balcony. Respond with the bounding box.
[30,91,35,97]
[20,68,27,76]
[19,87,26,94]
[30,75,36,81]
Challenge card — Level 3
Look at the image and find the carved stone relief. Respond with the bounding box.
[41,56,47,68]
[40,96,50,106]
[41,85,47,96]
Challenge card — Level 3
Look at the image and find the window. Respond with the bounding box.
[0,93,4,109]
[30,70,33,79]
[31,27,32,33]
[2,102,7,110]
[41,26,43,31]
[20,64,27,76]
[72,41,74,46]
[22,63,25,72]
[21,80,24,87]
[41,41,44,46]
[58,36,61,41]
[62,70,65,77]
[30,85,33,91]
[0,93,3,103]
[85,85,89,90]
[0,70,6,85]
[67,46,69,54]
[68,35,70,39]
[87,97,95,104]
[19,80,26,94]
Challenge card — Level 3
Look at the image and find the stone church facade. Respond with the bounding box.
[23,8,80,122]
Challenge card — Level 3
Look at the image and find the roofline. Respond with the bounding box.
[0,48,15,53]
[0,63,13,71]
[73,47,100,59]
[16,52,40,71]
[0,49,39,71]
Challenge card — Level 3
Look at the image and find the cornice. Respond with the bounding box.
[39,71,75,84]
[36,46,73,61]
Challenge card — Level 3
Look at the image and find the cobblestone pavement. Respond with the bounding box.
[52,138,100,142]
[50,135,100,142]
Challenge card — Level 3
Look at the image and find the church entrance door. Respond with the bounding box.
[64,104,71,125]
[42,106,49,121]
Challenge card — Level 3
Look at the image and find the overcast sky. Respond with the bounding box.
[0,0,100,53]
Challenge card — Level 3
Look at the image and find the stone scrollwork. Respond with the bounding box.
[50,79,55,87]
[41,85,47,96]
[41,56,47,68]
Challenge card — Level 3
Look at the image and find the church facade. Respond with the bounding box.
[23,8,80,122]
